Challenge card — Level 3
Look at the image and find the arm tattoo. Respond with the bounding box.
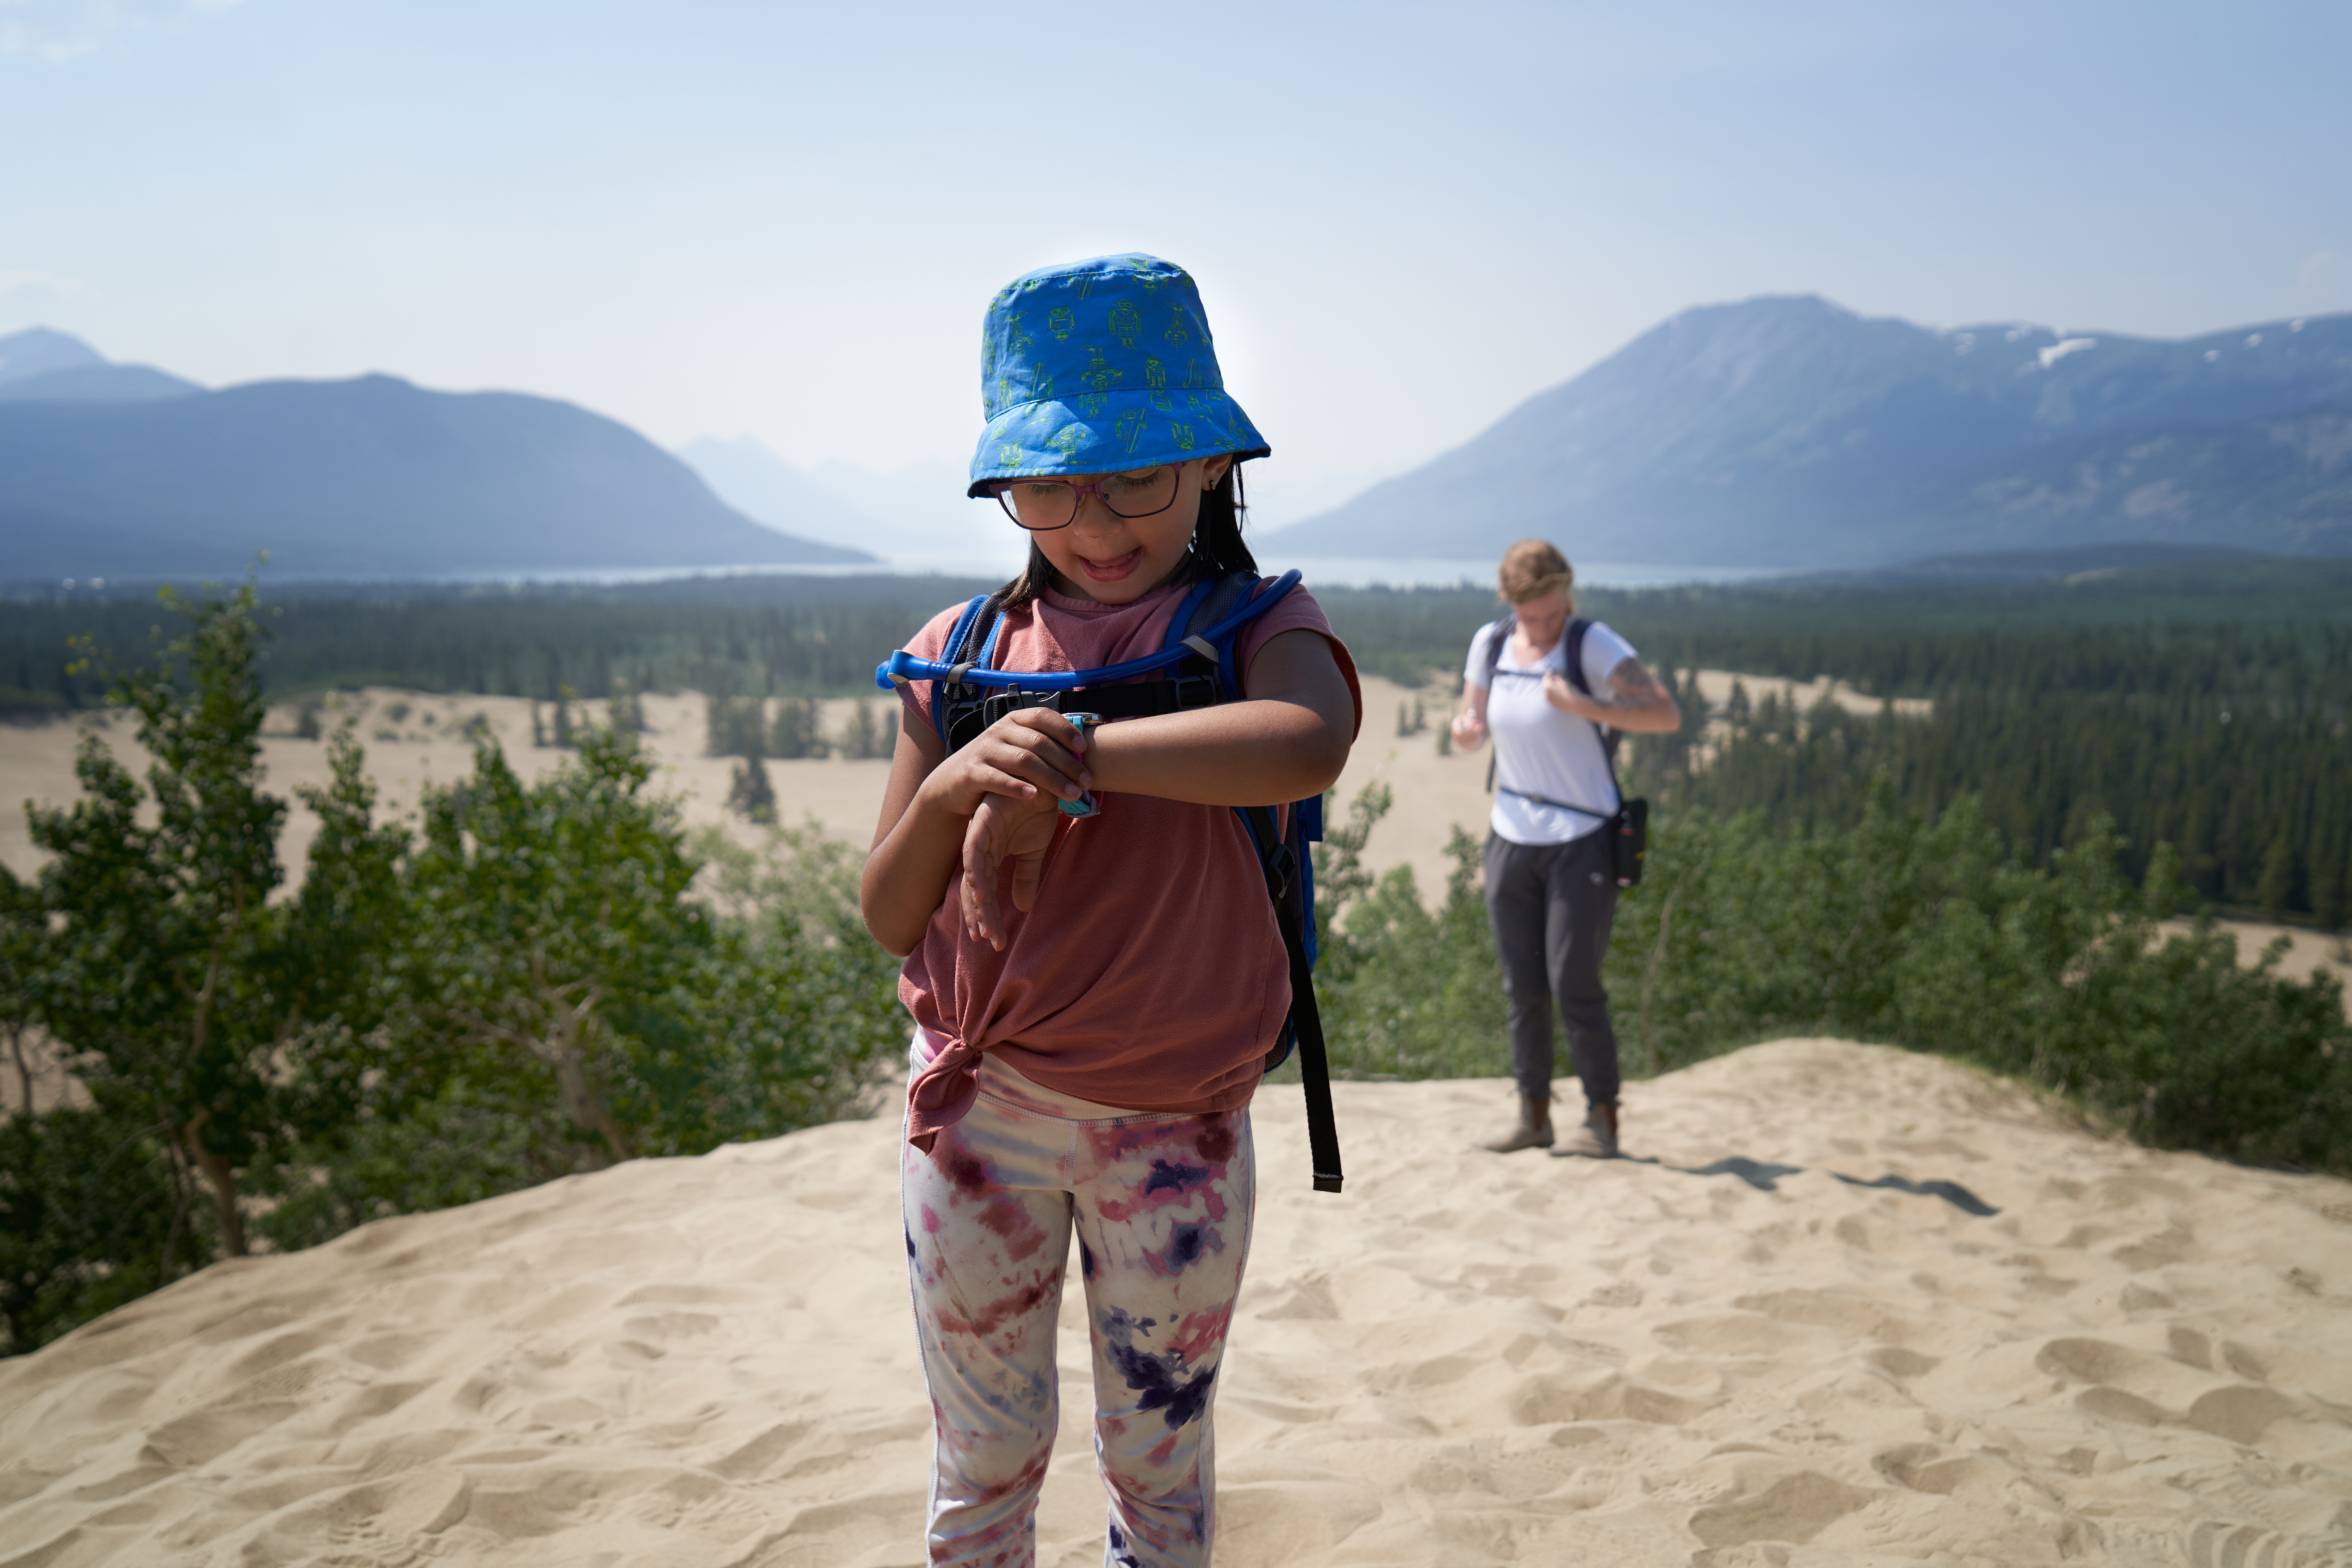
[1600,659,1675,720]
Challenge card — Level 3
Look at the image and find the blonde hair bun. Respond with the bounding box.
[1498,538,1575,609]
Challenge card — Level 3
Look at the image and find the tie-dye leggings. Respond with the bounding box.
[902,1062,1256,1568]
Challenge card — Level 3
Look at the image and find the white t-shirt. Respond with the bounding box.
[1464,617,1639,846]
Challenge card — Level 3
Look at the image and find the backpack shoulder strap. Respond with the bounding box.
[939,593,993,671]
[1234,799,1343,1194]
[1562,617,1625,771]
[1478,613,1515,688]
[1480,615,1511,796]
[1181,572,1262,645]
[931,591,1006,744]
[1169,571,1340,1193]
[1167,571,1295,703]
[1562,617,1594,697]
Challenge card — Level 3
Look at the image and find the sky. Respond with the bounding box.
[5,0,2350,534]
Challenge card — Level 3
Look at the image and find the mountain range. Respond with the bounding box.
[677,435,888,542]
[676,439,1028,578]
[17,299,2349,583]
[1266,297,2352,566]
[0,330,872,579]
[0,326,203,404]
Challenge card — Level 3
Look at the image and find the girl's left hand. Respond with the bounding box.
[958,786,1066,949]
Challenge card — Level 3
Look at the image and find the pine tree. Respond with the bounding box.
[771,697,828,759]
[2258,832,2297,922]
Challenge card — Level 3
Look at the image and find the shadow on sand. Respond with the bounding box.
[1589,1152,1999,1216]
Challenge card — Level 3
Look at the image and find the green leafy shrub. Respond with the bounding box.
[254,751,904,1254]
[1307,775,2352,1172]
[1298,784,1504,1081]
[1,1105,210,1356]
[15,580,912,1337]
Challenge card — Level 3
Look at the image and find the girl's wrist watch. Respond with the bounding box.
[1059,712,1103,818]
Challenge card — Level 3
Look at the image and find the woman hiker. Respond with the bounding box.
[1449,539,1681,1159]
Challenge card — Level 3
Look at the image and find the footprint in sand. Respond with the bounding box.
[1872,1442,2019,1498]
[1253,1274,1339,1321]
[231,1468,472,1562]
[1867,1345,1940,1378]
[2183,1517,2352,1568]
[1686,1470,1874,1549]
[2036,1336,2316,1445]
[1733,1287,1923,1347]
[2186,1385,2308,1446]
[1509,1371,1712,1426]
[1653,1313,1808,1358]
[141,1402,303,1467]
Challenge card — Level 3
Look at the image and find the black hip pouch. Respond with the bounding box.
[1610,798,1648,888]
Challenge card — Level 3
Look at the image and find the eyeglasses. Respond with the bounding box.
[989,466,1181,531]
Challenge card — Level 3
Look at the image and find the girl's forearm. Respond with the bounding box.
[862,783,967,957]
[1085,698,1349,806]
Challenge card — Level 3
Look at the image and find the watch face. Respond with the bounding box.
[1059,713,1103,818]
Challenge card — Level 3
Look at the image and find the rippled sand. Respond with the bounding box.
[4,1039,2349,1566]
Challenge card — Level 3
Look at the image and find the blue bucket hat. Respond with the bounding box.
[967,252,1270,497]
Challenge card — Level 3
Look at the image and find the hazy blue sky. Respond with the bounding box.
[5,0,2348,528]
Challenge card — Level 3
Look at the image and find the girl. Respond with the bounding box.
[862,253,1361,1568]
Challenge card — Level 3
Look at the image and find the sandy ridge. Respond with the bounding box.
[4,1038,2350,1566]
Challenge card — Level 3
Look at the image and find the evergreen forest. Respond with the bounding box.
[7,557,2346,922]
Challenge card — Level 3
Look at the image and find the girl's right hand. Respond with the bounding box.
[866,704,1089,958]
[929,709,1090,949]
[919,708,1092,818]
[959,789,1065,948]
[1450,708,1488,751]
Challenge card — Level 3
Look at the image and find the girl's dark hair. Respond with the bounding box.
[995,460,1259,613]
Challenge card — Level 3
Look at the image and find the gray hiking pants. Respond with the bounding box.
[1483,830,1621,1109]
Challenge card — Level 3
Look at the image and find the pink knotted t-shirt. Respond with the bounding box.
[894,576,1361,1149]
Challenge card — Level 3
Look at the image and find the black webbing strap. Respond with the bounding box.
[1497,785,1620,817]
[975,674,1217,728]
[1240,804,1344,1194]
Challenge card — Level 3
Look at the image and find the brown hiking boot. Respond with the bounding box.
[1482,1092,1554,1152]
[1553,1101,1619,1159]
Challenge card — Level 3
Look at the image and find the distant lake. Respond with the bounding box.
[417,555,1797,591]
[1248,556,1794,590]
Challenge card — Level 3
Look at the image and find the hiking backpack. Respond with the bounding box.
[876,569,1344,1194]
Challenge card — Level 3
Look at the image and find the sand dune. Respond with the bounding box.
[0,675,1475,895]
[0,690,895,887]
[5,1039,2350,1566]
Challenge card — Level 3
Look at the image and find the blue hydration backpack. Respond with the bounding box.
[876,569,1344,1194]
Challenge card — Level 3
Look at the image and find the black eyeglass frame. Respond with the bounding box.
[986,466,1183,532]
